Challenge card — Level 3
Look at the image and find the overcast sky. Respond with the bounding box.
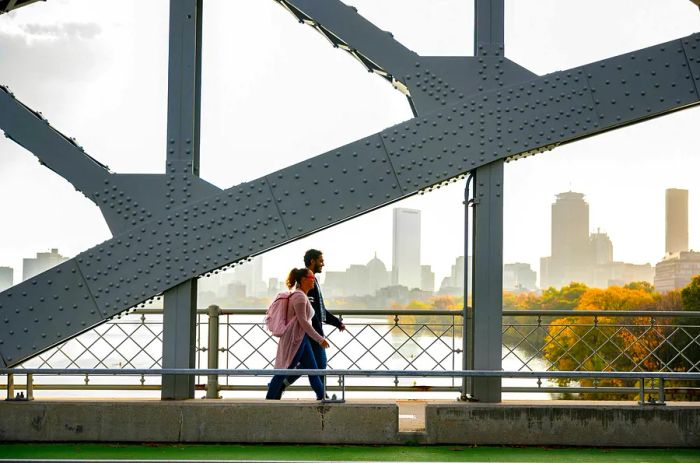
[1,0,699,288]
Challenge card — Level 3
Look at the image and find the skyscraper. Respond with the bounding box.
[589,229,613,265]
[23,249,68,281]
[665,188,689,255]
[541,192,591,288]
[0,267,13,292]
[392,208,421,289]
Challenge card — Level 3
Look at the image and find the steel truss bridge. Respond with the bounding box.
[1,0,699,402]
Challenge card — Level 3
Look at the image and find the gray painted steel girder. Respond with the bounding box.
[1,26,700,366]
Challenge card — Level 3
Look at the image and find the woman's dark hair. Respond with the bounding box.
[304,249,323,267]
[286,267,311,289]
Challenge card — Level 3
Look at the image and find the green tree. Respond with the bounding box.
[681,275,700,310]
[624,281,654,293]
[540,282,588,310]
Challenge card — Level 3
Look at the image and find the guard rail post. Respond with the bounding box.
[206,305,222,399]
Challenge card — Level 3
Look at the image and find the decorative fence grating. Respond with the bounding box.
[4,308,699,398]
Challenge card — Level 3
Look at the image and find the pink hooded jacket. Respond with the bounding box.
[274,289,326,369]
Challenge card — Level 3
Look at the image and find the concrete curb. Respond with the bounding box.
[424,402,700,447]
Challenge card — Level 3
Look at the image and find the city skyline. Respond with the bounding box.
[0,1,699,290]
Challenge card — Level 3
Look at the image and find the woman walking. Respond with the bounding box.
[266,267,329,400]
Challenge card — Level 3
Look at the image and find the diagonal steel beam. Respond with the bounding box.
[0,86,111,199]
[0,0,43,14]
[276,0,537,116]
[0,86,222,235]
[1,33,699,368]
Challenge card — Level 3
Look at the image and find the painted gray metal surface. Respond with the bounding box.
[1,2,700,369]
[161,0,204,400]
[469,0,505,403]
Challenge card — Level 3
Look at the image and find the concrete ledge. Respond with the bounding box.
[0,400,398,444]
[425,402,700,447]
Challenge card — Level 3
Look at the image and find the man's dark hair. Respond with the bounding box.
[304,249,323,267]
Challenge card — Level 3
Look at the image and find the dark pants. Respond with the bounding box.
[266,335,324,400]
[282,336,327,390]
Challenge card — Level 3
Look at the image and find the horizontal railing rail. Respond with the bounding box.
[4,307,698,400]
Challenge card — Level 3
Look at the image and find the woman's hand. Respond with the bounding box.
[320,339,330,349]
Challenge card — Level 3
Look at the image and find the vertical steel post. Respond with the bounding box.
[461,174,474,401]
[6,373,13,400]
[26,374,33,400]
[206,305,221,399]
[162,0,203,400]
[470,0,505,403]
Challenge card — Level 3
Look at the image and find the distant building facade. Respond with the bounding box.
[439,256,473,296]
[503,263,537,292]
[0,267,13,291]
[420,265,435,292]
[23,249,68,281]
[654,251,700,292]
[665,188,689,255]
[540,193,653,289]
[323,254,391,297]
[392,208,421,289]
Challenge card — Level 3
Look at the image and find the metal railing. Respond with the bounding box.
[1,307,698,400]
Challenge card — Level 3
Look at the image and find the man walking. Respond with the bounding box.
[279,249,345,396]
[304,249,345,372]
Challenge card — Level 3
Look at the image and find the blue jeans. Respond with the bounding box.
[266,335,324,400]
[280,336,326,390]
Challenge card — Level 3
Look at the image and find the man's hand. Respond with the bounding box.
[338,323,346,332]
[320,339,330,349]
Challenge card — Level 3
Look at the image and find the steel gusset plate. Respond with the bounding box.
[0,260,103,366]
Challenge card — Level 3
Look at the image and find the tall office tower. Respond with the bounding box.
[548,192,591,286]
[232,255,265,297]
[392,208,421,289]
[420,265,435,292]
[590,229,613,265]
[0,267,13,291]
[23,249,69,281]
[665,188,689,255]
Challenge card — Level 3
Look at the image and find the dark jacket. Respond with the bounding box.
[307,277,342,338]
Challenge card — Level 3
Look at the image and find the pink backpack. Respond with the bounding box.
[264,291,296,337]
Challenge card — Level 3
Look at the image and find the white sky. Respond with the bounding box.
[0,0,699,288]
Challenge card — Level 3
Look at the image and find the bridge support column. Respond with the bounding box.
[162,0,203,400]
[470,161,504,403]
[468,0,505,404]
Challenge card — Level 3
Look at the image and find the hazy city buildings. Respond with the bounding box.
[655,188,698,292]
[541,192,654,289]
[439,256,473,295]
[392,208,421,289]
[0,267,12,291]
[503,263,537,292]
[323,254,391,297]
[22,249,68,281]
[655,251,700,292]
[666,188,689,255]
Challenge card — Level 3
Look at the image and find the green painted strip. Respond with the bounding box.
[0,445,699,462]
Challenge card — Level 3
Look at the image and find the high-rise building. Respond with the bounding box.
[589,229,613,265]
[654,251,700,292]
[23,249,68,281]
[392,208,421,289]
[665,188,689,255]
[0,267,13,291]
[503,263,537,291]
[232,256,266,297]
[439,256,473,296]
[420,265,435,292]
[541,192,591,288]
